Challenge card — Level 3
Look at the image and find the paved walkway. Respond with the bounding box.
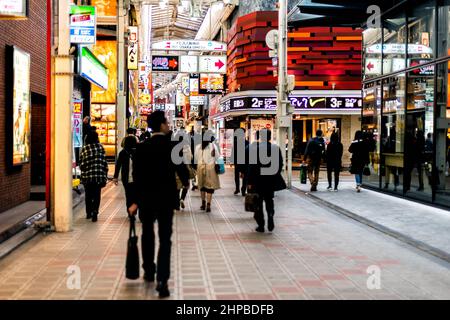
[0,172,450,300]
[293,174,450,262]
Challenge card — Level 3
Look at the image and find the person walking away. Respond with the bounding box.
[113,136,138,211]
[128,111,189,298]
[80,131,108,222]
[231,128,250,196]
[325,132,343,191]
[174,130,194,210]
[194,130,221,213]
[349,131,370,193]
[303,130,325,192]
[247,129,286,233]
[190,128,201,191]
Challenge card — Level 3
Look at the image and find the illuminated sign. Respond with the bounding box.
[366,43,433,55]
[180,55,198,73]
[0,0,27,19]
[70,5,96,44]
[219,96,362,113]
[198,56,227,74]
[80,46,108,90]
[152,40,227,52]
[199,74,224,94]
[151,55,179,72]
[73,100,83,148]
[128,26,138,70]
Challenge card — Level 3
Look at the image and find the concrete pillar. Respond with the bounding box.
[52,0,73,232]
[116,0,127,156]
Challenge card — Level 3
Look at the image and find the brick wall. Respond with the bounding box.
[0,0,47,213]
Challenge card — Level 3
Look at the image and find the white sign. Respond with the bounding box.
[152,40,227,52]
[366,43,433,55]
[70,6,96,44]
[392,58,406,72]
[198,56,227,74]
[182,76,190,96]
[365,58,381,75]
[180,55,198,73]
[265,30,278,50]
[190,96,206,105]
[128,26,138,70]
[0,0,26,17]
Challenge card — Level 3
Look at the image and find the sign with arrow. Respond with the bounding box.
[151,55,179,72]
[198,56,227,74]
[365,58,381,75]
[152,40,227,52]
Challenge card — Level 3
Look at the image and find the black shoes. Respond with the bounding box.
[180,200,185,209]
[144,272,155,283]
[234,189,240,195]
[86,213,92,219]
[206,204,211,213]
[200,201,206,211]
[310,186,317,192]
[268,216,275,232]
[92,212,98,222]
[255,226,265,233]
[156,282,170,298]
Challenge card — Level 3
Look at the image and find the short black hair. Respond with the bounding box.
[127,128,135,135]
[85,131,99,144]
[316,129,323,137]
[147,111,167,132]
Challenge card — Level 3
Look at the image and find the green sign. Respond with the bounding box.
[80,47,108,90]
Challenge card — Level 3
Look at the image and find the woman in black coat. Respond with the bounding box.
[326,133,343,191]
[349,131,370,193]
[113,136,137,210]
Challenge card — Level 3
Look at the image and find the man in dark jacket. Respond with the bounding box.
[128,111,189,298]
[231,128,250,196]
[247,129,286,233]
[113,136,137,209]
[303,129,325,192]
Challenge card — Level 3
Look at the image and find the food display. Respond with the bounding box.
[91,104,116,157]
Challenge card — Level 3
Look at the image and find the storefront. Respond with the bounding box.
[362,0,450,207]
[214,90,362,166]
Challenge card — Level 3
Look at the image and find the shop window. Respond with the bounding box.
[381,75,406,193]
[435,62,450,206]
[407,1,436,67]
[404,68,434,200]
[382,10,407,74]
[362,81,382,188]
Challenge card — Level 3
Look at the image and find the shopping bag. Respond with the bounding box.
[125,216,140,280]
[363,165,371,176]
[245,193,260,212]
[300,164,307,184]
[215,157,226,175]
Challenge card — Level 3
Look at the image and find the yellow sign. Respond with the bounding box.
[92,40,117,103]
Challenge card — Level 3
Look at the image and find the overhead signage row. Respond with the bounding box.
[152,40,227,52]
[151,55,227,74]
[365,58,435,75]
[219,96,362,113]
[70,5,96,44]
[366,43,433,55]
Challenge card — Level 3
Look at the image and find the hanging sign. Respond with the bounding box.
[199,74,224,94]
[80,47,108,90]
[180,55,199,73]
[151,55,179,72]
[152,40,227,52]
[73,100,83,148]
[198,56,227,74]
[0,0,27,19]
[70,5,96,44]
[128,26,138,70]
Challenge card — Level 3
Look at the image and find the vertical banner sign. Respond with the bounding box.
[70,6,96,44]
[128,26,138,70]
[72,100,83,148]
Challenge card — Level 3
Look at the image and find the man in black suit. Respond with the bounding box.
[128,111,189,298]
[231,128,250,196]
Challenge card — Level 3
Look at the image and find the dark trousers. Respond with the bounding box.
[180,187,188,201]
[254,191,275,228]
[307,161,321,188]
[123,182,136,209]
[327,165,340,188]
[84,183,102,216]
[141,209,174,283]
[234,166,248,193]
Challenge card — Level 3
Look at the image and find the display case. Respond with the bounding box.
[91,104,116,157]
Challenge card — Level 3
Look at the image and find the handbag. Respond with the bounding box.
[245,193,260,212]
[363,165,371,176]
[215,157,226,175]
[125,216,140,280]
[300,164,307,184]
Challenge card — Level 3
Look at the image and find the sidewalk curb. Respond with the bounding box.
[291,187,450,264]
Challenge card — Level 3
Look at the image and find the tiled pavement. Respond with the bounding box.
[0,172,450,300]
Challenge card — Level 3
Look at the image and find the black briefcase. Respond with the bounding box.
[245,193,260,213]
[125,216,140,280]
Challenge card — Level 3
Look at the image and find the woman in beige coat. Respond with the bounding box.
[195,131,221,213]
